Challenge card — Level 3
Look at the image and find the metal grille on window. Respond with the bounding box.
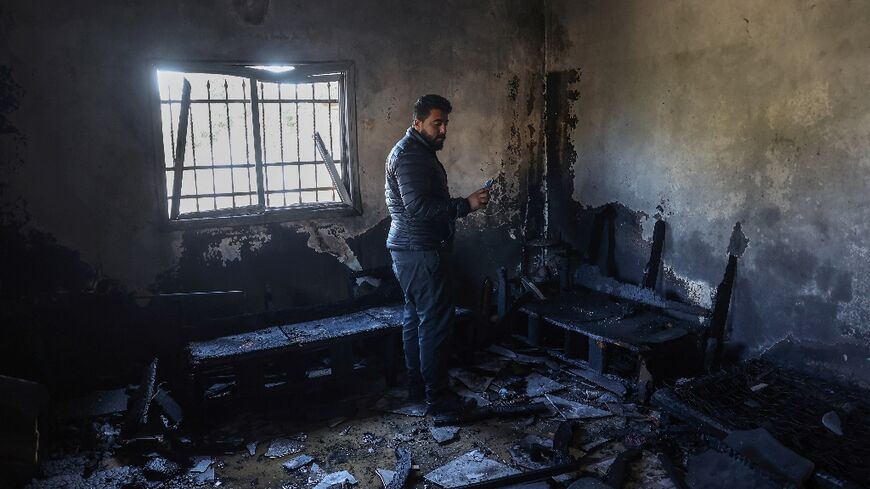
[157,70,345,218]
[257,80,342,206]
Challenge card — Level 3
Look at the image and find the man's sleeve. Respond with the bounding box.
[395,153,471,220]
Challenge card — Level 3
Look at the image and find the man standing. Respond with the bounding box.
[385,94,490,415]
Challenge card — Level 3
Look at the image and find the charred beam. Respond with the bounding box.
[452,459,584,489]
[433,402,549,427]
[642,219,666,289]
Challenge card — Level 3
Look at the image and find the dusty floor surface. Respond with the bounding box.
[21,340,682,488]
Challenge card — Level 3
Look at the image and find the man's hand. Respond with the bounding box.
[467,188,491,212]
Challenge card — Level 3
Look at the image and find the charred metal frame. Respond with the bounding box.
[149,60,362,229]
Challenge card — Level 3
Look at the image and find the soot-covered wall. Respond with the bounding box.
[0,1,544,311]
[546,0,870,372]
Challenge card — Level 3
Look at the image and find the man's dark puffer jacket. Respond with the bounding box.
[385,128,471,251]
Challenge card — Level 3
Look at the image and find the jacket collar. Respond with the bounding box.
[407,127,437,153]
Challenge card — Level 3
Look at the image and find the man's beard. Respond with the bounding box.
[423,132,446,150]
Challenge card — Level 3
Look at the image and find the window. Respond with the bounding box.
[153,62,359,225]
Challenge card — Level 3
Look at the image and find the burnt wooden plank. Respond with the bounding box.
[433,402,550,426]
[170,79,192,220]
[280,310,394,344]
[189,327,292,367]
[643,219,667,289]
[521,290,695,352]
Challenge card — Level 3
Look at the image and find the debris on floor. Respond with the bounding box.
[376,467,396,488]
[15,336,870,489]
[265,435,307,458]
[374,388,428,417]
[312,469,357,489]
[424,450,520,487]
[449,368,495,393]
[283,454,315,472]
[821,410,843,436]
[545,394,611,420]
[524,372,565,397]
[429,425,460,444]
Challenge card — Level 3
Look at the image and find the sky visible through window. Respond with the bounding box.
[157,70,343,216]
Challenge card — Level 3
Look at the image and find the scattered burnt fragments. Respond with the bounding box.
[123,358,158,435]
[432,402,550,427]
[385,447,412,489]
[660,359,870,485]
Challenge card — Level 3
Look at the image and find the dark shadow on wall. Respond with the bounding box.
[151,223,356,311]
[452,227,523,307]
[346,216,391,271]
[0,65,151,392]
[563,201,650,286]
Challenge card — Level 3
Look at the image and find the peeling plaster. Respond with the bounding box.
[662,264,715,309]
[298,222,363,272]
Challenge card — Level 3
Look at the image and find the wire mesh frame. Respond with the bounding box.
[154,65,355,224]
[256,80,344,207]
[163,79,342,210]
[671,359,870,485]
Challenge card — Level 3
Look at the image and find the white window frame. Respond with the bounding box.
[150,60,362,229]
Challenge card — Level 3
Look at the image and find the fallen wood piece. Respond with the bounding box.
[567,368,626,397]
[123,358,158,436]
[433,402,550,426]
[451,459,584,488]
[545,394,610,420]
[386,447,412,489]
[520,277,546,300]
[724,429,814,485]
[650,388,729,438]
[154,387,182,426]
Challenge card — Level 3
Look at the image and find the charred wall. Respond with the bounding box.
[0,0,547,301]
[545,0,870,380]
[0,1,545,383]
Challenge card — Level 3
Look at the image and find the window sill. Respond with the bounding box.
[163,202,362,230]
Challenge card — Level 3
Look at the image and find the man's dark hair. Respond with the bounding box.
[413,94,452,122]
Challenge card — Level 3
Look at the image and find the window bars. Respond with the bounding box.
[157,64,351,221]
